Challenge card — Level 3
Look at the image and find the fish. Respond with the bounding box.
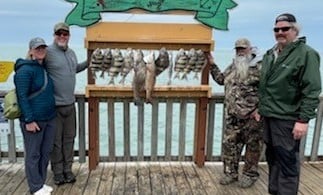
[108,48,124,85]
[89,48,104,79]
[132,49,146,105]
[100,48,112,78]
[119,48,134,85]
[144,51,156,104]
[193,49,207,79]
[181,48,198,80]
[173,48,188,79]
[155,47,169,76]
[167,51,173,85]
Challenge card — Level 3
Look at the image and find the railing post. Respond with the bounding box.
[8,120,17,163]
[88,97,99,170]
[310,99,323,161]
[77,96,86,163]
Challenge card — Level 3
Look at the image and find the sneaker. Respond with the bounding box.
[219,175,238,185]
[64,172,76,183]
[43,184,53,192]
[238,174,257,188]
[54,174,65,185]
[33,187,50,195]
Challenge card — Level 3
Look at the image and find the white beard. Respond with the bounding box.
[234,54,252,81]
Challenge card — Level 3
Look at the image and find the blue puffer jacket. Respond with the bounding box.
[14,58,56,123]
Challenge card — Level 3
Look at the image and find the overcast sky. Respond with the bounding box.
[0,0,322,52]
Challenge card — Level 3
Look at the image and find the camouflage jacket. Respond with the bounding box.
[210,57,262,119]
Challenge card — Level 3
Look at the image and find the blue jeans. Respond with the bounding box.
[21,118,56,193]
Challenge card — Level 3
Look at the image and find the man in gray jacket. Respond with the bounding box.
[46,22,88,185]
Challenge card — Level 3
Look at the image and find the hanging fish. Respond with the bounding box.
[181,48,198,80]
[193,49,207,79]
[100,48,112,78]
[144,51,156,104]
[155,47,169,76]
[89,48,104,79]
[173,48,188,79]
[167,51,173,85]
[108,48,124,85]
[119,48,134,85]
[132,49,146,105]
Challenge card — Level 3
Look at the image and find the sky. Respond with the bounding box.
[0,0,323,53]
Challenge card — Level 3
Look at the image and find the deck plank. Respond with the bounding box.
[149,162,166,195]
[83,163,104,195]
[111,162,126,194]
[138,162,152,194]
[97,162,115,194]
[181,162,207,194]
[124,162,138,194]
[169,161,192,194]
[160,162,178,194]
[0,161,323,194]
[1,163,25,195]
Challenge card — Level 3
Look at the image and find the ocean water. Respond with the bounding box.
[1,45,323,157]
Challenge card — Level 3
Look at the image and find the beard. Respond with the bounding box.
[234,54,252,81]
[55,39,68,50]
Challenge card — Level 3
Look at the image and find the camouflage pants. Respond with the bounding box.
[222,114,263,178]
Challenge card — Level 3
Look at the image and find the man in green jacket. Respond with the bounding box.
[258,13,321,195]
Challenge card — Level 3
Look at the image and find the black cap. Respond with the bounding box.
[275,13,296,24]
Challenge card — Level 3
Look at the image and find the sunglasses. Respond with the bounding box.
[55,31,70,37]
[273,26,292,33]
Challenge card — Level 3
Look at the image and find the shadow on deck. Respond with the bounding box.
[0,161,323,195]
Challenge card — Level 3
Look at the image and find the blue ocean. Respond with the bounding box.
[1,45,323,156]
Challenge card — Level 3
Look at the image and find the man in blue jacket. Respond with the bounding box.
[258,13,321,195]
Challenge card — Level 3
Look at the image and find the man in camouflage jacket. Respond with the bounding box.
[209,38,263,188]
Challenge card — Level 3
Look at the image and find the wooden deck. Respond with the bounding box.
[0,162,323,195]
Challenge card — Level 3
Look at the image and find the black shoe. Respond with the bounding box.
[54,174,66,185]
[64,172,76,183]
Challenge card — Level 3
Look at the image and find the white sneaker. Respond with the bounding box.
[43,184,53,192]
[33,187,50,195]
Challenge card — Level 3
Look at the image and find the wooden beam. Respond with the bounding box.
[86,85,211,98]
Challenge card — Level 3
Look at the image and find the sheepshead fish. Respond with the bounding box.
[100,48,112,78]
[132,49,146,105]
[119,48,134,85]
[167,51,173,85]
[193,49,207,79]
[181,48,198,80]
[89,48,104,79]
[155,47,169,76]
[144,51,156,104]
[108,48,124,85]
[174,48,188,79]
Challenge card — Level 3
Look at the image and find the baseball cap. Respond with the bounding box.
[54,22,70,33]
[29,37,47,49]
[275,13,296,24]
[235,38,251,48]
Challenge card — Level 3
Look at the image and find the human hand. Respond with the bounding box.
[207,53,215,65]
[250,109,261,121]
[292,122,308,140]
[25,122,40,133]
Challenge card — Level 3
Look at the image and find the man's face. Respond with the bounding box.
[235,47,250,57]
[274,21,297,47]
[54,30,70,47]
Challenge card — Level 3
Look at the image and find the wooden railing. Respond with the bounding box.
[0,91,322,164]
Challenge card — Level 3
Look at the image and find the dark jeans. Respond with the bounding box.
[21,118,56,193]
[50,104,76,175]
[263,117,300,195]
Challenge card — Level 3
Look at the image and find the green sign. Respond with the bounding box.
[65,0,237,30]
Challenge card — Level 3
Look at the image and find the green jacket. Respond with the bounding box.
[258,37,321,122]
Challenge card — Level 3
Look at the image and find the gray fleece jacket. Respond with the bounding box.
[45,43,88,106]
